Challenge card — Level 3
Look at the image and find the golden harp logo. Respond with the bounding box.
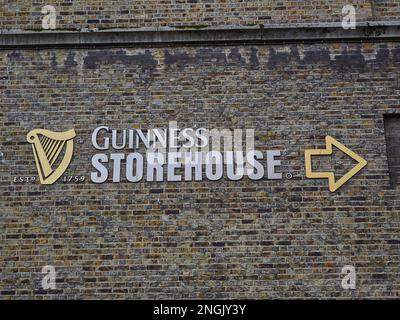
[26,129,76,185]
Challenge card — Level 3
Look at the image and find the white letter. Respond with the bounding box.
[169,122,179,151]
[342,5,356,30]
[91,154,108,183]
[147,152,164,181]
[42,5,56,30]
[181,128,196,148]
[153,129,167,149]
[111,129,126,150]
[41,265,56,290]
[205,151,223,181]
[267,150,282,180]
[247,151,264,180]
[126,153,143,182]
[110,153,124,182]
[184,152,203,181]
[167,152,182,182]
[226,151,244,180]
[92,126,110,150]
[196,128,208,148]
[136,130,150,149]
[341,265,356,289]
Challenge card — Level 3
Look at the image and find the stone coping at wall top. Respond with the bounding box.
[1,21,400,49]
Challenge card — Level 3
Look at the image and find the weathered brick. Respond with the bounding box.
[0,3,400,301]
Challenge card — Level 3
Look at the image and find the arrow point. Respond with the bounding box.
[305,136,368,192]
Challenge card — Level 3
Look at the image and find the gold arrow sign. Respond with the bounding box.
[304,136,367,192]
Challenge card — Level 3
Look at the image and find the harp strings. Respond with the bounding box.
[38,134,66,166]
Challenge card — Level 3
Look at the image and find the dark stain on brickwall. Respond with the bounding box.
[227,48,246,65]
[267,48,293,68]
[163,45,400,72]
[164,50,194,66]
[302,48,331,65]
[289,45,301,62]
[331,47,367,72]
[194,48,227,65]
[266,45,372,72]
[264,45,399,72]
[83,50,157,70]
[267,46,324,68]
[391,45,400,62]
[377,45,390,60]
[7,50,22,62]
[249,47,260,68]
[64,52,78,68]
[165,48,260,68]
[50,52,57,68]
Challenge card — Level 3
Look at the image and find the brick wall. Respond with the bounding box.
[373,0,400,20]
[0,0,384,31]
[1,42,399,298]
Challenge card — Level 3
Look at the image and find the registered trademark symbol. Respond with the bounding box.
[285,172,293,179]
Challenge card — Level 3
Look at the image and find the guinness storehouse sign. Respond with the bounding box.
[20,122,367,192]
[90,122,282,183]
